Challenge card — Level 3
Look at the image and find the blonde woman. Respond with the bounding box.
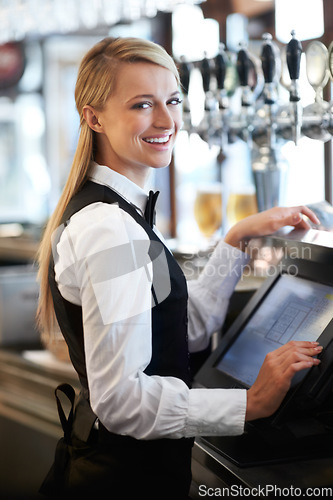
[37,37,321,499]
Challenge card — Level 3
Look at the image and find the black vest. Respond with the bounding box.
[49,181,191,408]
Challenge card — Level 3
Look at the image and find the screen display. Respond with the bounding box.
[216,274,333,387]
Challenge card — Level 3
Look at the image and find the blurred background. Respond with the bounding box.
[0,0,332,249]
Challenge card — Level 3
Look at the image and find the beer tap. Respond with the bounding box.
[302,41,331,142]
[260,33,278,147]
[199,52,218,146]
[326,42,333,137]
[236,43,255,147]
[286,30,302,145]
[214,43,229,149]
[253,33,288,212]
[179,56,192,134]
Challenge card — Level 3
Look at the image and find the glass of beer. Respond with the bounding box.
[226,187,258,226]
[194,183,223,242]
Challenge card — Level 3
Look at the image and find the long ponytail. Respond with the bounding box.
[36,121,93,337]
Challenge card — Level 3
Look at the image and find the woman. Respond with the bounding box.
[37,37,321,499]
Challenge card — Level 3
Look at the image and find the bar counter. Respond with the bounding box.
[1,347,333,499]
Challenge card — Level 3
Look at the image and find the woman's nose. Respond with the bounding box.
[153,104,174,129]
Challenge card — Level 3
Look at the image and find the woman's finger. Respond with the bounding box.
[267,340,320,359]
[224,205,320,249]
[299,205,320,225]
[288,206,320,229]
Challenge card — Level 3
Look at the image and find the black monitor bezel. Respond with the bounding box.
[195,256,333,425]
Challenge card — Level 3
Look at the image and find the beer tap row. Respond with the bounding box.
[178,31,333,151]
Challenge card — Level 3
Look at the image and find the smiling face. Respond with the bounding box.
[84,61,182,187]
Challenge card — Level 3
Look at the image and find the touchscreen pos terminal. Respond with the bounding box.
[195,235,333,466]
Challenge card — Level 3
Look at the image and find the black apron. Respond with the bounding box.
[43,181,194,499]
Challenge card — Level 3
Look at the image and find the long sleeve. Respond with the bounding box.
[187,240,250,352]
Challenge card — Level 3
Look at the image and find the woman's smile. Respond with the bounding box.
[143,134,171,144]
[142,134,173,150]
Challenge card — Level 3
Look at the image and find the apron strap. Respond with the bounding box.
[55,383,76,443]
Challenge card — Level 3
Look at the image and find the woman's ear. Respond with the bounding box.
[83,105,103,133]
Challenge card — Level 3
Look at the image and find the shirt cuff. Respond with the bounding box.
[184,388,247,437]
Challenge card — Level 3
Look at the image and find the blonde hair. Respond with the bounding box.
[37,36,180,337]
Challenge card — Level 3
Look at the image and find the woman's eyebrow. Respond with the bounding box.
[128,90,181,102]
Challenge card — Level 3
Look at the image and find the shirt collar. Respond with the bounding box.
[88,162,148,215]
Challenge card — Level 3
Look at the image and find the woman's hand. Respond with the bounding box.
[224,206,320,250]
[245,341,322,421]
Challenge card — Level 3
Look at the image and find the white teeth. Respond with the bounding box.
[145,136,169,143]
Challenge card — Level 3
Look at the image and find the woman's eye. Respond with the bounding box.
[132,102,151,110]
[168,98,183,106]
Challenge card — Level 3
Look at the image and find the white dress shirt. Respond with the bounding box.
[53,162,250,440]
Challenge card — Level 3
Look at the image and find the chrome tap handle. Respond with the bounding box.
[214,44,227,90]
[286,29,302,101]
[200,55,211,95]
[214,44,229,148]
[179,57,190,96]
[236,45,251,89]
[198,54,217,144]
[286,30,302,144]
[261,33,275,85]
[286,30,302,82]
[305,41,329,100]
[260,33,278,147]
[179,57,191,131]
[236,44,253,109]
